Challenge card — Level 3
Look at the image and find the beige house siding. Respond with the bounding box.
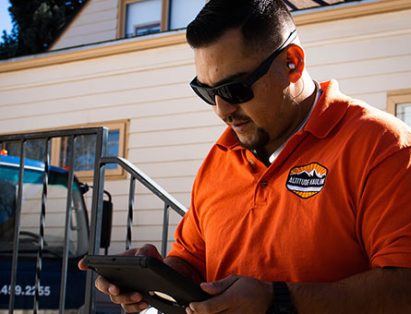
[52,0,118,50]
[0,7,410,254]
[0,41,222,253]
[301,8,411,111]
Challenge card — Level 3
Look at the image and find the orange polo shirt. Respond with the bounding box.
[168,80,411,283]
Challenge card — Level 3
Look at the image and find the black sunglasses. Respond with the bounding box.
[190,30,297,106]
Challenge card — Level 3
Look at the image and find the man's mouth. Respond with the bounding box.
[230,120,251,133]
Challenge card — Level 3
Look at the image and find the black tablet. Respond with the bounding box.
[83,255,209,314]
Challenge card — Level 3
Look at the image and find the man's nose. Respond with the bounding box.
[214,96,237,119]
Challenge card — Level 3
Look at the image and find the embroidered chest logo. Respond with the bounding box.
[286,162,328,199]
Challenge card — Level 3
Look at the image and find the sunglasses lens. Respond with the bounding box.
[190,79,254,105]
[191,84,216,105]
[219,84,254,104]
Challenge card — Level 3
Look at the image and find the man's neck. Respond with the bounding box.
[264,79,318,157]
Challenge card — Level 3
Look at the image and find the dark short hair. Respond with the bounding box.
[186,0,295,50]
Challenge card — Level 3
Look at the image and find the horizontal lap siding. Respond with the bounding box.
[52,0,118,50]
[0,9,410,254]
[301,9,411,110]
[0,42,220,254]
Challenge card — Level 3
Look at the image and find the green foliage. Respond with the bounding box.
[0,29,18,59]
[0,0,86,60]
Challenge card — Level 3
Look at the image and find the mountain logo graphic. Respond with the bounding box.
[286,162,328,199]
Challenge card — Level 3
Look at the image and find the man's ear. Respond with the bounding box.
[286,44,305,83]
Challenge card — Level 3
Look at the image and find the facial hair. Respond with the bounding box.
[229,123,270,151]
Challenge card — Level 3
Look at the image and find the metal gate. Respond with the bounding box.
[0,127,187,314]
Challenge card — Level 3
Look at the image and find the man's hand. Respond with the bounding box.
[186,275,272,314]
[78,244,162,313]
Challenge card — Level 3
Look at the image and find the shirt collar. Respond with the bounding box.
[216,127,242,151]
[304,80,350,138]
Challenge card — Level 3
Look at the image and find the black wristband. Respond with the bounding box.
[266,281,296,314]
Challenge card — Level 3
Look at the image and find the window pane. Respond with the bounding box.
[60,135,96,171]
[107,130,120,170]
[2,139,49,161]
[107,130,120,156]
[169,0,204,30]
[397,103,411,126]
[125,0,161,37]
[59,130,120,171]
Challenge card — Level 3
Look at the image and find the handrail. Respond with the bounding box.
[99,156,187,258]
[85,156,188,314]
[100,156,187,216]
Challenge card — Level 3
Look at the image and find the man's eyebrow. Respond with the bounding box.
[197,72,248,88]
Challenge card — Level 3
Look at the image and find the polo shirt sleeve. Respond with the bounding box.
[359,147,411,268]
[167,186,206,280]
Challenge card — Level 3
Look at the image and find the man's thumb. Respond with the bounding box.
[199,275,238,295]
[136,244,163,260]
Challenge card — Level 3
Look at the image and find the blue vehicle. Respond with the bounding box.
[0,155,114,313]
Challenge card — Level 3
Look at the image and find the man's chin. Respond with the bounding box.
[231,130,257,150]
[230,128,269,151]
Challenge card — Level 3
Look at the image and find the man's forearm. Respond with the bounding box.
[289,268,411,314]
[164,256,204,284]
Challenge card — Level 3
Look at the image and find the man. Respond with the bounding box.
[81,0,411,312]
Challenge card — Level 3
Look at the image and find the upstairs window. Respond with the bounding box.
[119,0,205,38]
[388,91,411,126]
[396,103,411,125]
[125,0,162,37]
[169,0,204,30]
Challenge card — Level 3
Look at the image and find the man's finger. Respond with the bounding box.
[109,291,144,305]
[121,301,149,313]
[189,291,231,314]
[95,275,120,295]
[135,243,163,260]
[120,247,141,256]
[200,275,239,295]
[78,258,88,271]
